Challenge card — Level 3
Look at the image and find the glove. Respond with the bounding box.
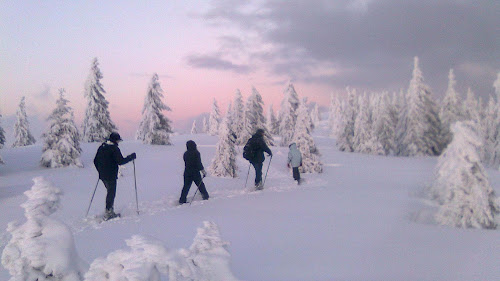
[287,163,291,168]
[268,152,273,157]
[128,152,137,160]
[201,169,207,177]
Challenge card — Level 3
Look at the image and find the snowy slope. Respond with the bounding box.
[1,124,499,280]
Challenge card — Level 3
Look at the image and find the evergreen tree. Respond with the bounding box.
[0,111,6,149]
[0,154,3,164]
[12,96,36,147]
[191,120,198,134]
[439,69,463,147]
[232,89,245,144]
[209,104,238,178]
[353,94,384,155]
[494,72,500,99]
[428,121,499,229]
[242,87,274,145]
[278,82,300,146]
[397,57,443,156]
[480,96,497,166]
[266,104,279,135]
[208,99,221,136]
[310,103,320,128]
[293,99,322,173]
[41,89,83,168]
[336,88,358,152]
[82,58,117,142]
[463,88,481,124]
[136,73,173,145]
[373,93,396,155]
[202,117,208,133]
[328,93,343,137]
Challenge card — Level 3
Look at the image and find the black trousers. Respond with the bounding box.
[102,179,117,211]
[180,173,209,203]
[251,161,263,185]
[292,167,301,181]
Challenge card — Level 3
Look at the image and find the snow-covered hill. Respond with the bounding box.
[1,127,499,280]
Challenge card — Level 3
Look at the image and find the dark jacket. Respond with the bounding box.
[94,141,133,180]
[247,133,272,164]
[184,140,204,176]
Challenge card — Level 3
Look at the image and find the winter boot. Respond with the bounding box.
[103,208,120,221]
[255,181,263,190]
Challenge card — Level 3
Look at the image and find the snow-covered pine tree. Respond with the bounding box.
[353,93,384,155]
[0,154,4,164]
[12,96,36,147]
[208,99,221,136]
[209,104,238,178]
[439,69,463,147]
[242,87,274,145]
[136,73,173,145]
[463,88,481,124]
[310,103,320,128]
[336,88,358,152]
[278,82,300,146]
[428,121,499,229]
[293,99,322,173]
[202,117,208,133]
[191,120,198,134]
[328,93,343,137]
[232,89,245,144]
[81,58,117,142]
[1,177,88,280]
[266,104,279,135]
[480,96,498,166]
[396,57,444,156]
[494,72,500,99]
[0,111,6,149]
[41,89,83,168]
[373,93,396,155]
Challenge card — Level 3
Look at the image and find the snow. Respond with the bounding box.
[1,122,500,280]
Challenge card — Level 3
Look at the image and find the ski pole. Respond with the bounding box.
[86,178,100,217]
[263,155,272,188]
[133,159,139,215]
[190,175,206,206]
[244,163,251,188]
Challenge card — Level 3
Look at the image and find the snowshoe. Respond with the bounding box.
[103,209,121,221]
[255,182,264,190]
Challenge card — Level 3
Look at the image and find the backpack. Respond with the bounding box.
[243,138,258,161]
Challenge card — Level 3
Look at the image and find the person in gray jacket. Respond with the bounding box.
[287,143,302,184]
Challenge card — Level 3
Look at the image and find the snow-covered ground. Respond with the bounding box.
[1,124,499,280]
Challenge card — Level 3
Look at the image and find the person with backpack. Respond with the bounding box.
[287,142,302,184]
[244,128,272,190]
[93,132,136,220]
[179,140,210,204]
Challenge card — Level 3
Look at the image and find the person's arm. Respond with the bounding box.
[261,139,272,156]
[287,151,292,164]
[197,151,205,171]
[113,146,135,165]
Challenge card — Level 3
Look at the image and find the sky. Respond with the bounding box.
[1,0,498,138]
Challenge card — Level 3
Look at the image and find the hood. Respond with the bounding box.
[289,143,297,150]
[186,140,197,151]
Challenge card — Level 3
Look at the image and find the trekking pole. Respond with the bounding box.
[190,175,206,206]
[244,163,251,188]
[86,178,100,217]
[133,159,139,215]
[263,155,272,188]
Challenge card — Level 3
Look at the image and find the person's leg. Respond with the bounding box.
[179,174,193,204]
[253,162,263,186]
[293,167,300,181]
[103,179,117,211]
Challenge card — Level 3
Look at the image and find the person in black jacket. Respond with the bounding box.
[179,140,209,204]
[94,132,136,220]
[246,128,272,190]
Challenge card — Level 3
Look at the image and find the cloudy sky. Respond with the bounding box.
[1,0,498,137]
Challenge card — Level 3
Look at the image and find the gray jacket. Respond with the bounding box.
[287,143,302,168]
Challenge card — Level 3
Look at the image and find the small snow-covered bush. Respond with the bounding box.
[84,221,239,281]
[1,177,88,281]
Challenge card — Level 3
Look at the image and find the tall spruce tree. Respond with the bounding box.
[0,111,6,149]
[208,99,221,136]
[397,57,443,156]
[373,93,396,155]
[336,88,358,152]
[278,82,300,146]
[310,103,320,128]
[232,89,245,144]
[242,87,274,145]
[266,104,279,135]
[494,72,500,100]
[41,89,83,168]
[12,96,36,147]
[136,73,173,145]
[191,120,198,134]
[202,117,208,133]
[328,93,343,137]
[82,58,117,142]
[293,99,322,173]
[209,104,238,178]
[439,69,463,147]
[481,96,498,166]
[429,121,499,229]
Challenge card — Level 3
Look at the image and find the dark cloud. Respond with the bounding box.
[199,0,499,97]
[186,54,252,74]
